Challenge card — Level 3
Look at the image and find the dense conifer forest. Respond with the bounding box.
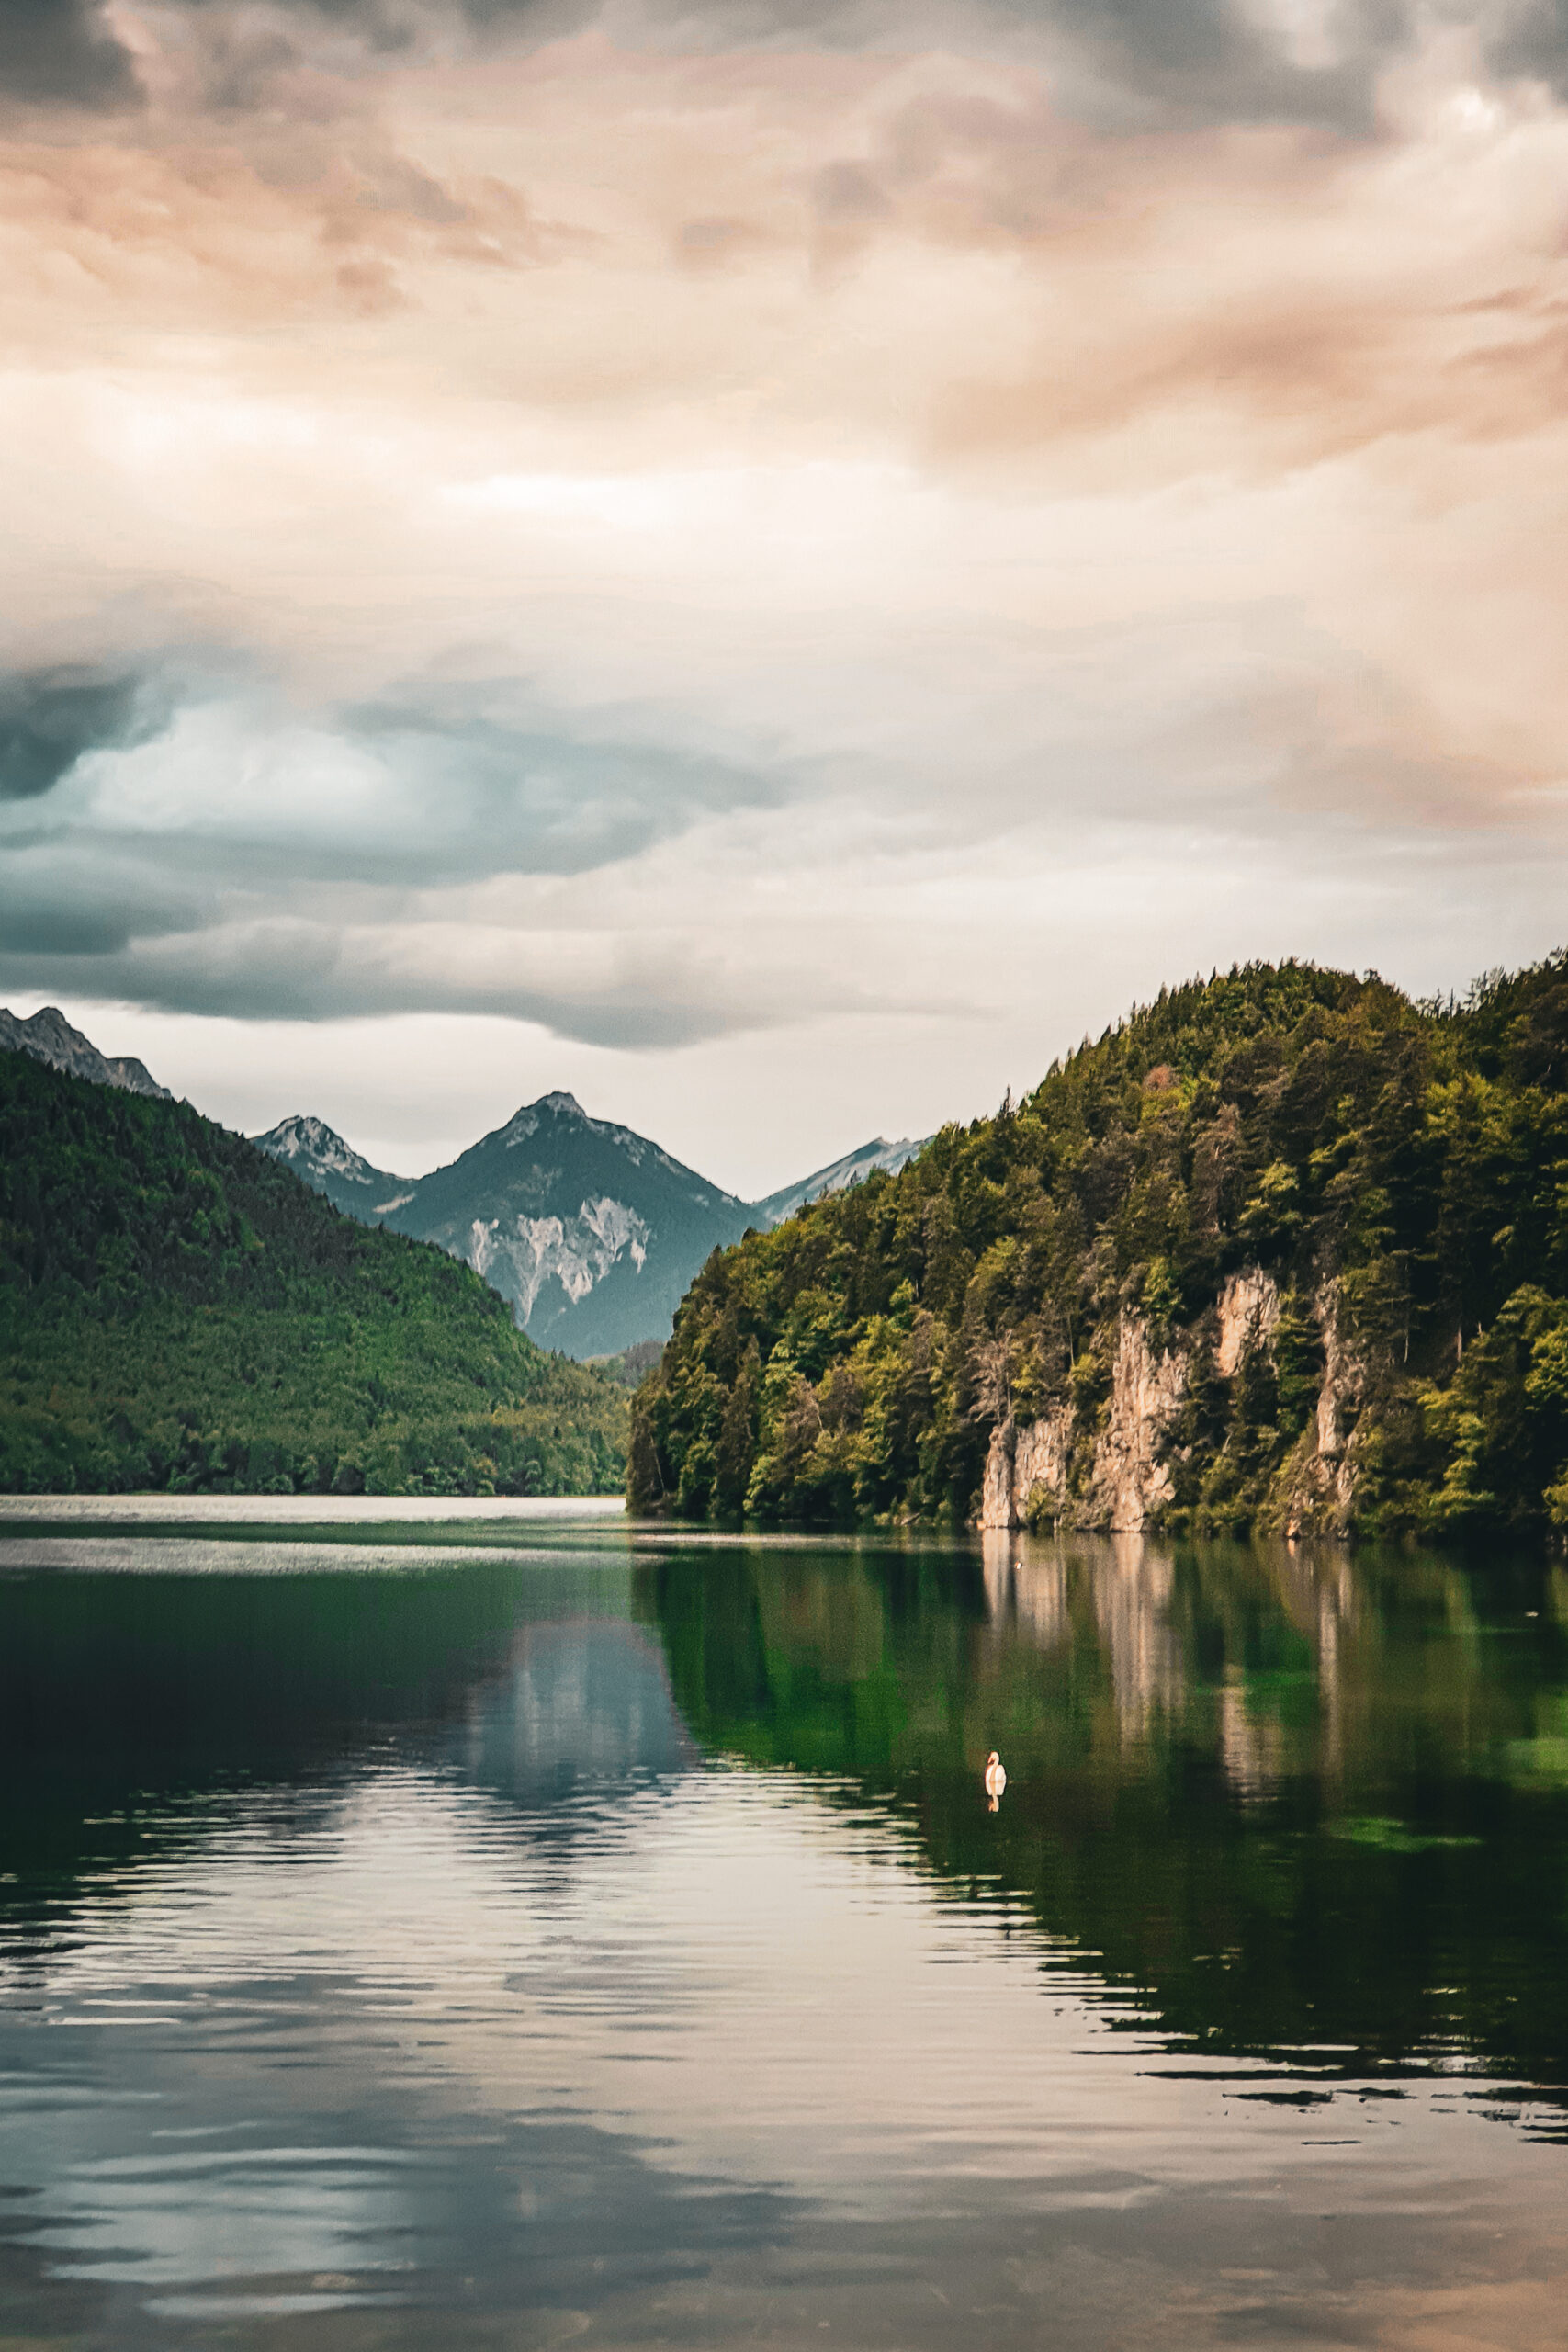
[0,1051,628,1496]
[631,956,1568,1539]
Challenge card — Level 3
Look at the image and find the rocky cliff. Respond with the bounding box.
[981,1272,1367,1536]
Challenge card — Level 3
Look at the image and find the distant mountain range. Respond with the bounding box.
[1,1006,929,1359]
[253,1101,931,1357]
[1,1046,626,1499]
[254,1093,754,1359]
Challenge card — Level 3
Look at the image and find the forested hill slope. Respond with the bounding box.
[0,1050,628,1497]
[631,956,1568,1540]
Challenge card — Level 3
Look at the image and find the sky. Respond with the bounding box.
[4,0,1568,1197]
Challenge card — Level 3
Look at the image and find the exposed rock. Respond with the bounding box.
[1276,1281,1366,1540]
[468,1195,651,1322]
[979,1424,1018,1531]
[1,1005,170,1100]
[980,1314,1186,1533]
[1215,1266,1280,1377]
[1016,1406,1074,1520]
[979,1402,1073,1530]
[253,1114,406,1212]
[1087,1313,1189,1532]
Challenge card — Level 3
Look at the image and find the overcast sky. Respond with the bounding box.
[4,0,1568,1194]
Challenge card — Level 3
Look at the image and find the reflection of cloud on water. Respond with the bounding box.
[456,1619,697,1812]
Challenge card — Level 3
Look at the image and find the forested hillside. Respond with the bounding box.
[631,956,1568,1539]
[0,1051,628,1497]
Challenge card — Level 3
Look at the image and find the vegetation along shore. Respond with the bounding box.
[630,956,1568,1540]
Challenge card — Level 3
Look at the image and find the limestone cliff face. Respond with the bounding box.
[979,1313,1185,1532]
[1215,1269,1280,1377]
[1087,1313,1189,1532]
[979,1267,1369,1536]
[980,1403,1072,1531]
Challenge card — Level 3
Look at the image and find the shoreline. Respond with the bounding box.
[0,1491,627,1527]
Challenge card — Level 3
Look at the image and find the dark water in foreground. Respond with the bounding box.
[2,1521,1567,2351]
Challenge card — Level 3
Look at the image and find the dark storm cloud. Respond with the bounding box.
[0,670,806,1044]
[6,0,1433,131]
[364,0,1414,129]
[1485,0,1568,93]
[0,926,790,1045]
[0,0,141,105]
[0,667,165,802]
[343,684,783,877]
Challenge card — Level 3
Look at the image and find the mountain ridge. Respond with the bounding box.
[751,1135,929,1227]
[0,1005,171,1101]
[2,1002,934,1360]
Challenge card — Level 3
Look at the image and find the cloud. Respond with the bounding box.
[0,0,1421,130]
[340,682,785,875]
[0,0,141,107]
[5,0,1568,1156]
[1483,0,1568,93]
[0,664,812,1041]
[0,665,166,801]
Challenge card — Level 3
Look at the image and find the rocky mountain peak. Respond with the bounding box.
[0,1005,171,1100]
[251,1114,409,1204]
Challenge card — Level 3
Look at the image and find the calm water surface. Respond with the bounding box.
[2,1519,1567,2350]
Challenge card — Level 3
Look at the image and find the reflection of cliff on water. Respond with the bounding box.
[637,1533,1568,2090]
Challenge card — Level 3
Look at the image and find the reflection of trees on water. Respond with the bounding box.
[640,1534,1568,2097]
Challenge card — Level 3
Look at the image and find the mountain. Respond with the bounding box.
[0,1047,628,1498]
[0,1005,171,1100]
[251,1113,417,1220]
[751,1135,928,1227]
[252,1102,931,1359]
[630,953,1568,1541]
[254,1092,758,1359]
[377,1092,754,1359]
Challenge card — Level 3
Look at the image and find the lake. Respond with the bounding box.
[2,1510,1566,2350]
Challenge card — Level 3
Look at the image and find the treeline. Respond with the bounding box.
[631,956,1568,1537]
[0,1050,628,1496]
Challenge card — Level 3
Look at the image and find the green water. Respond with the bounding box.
[1,1520,1566,2348]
